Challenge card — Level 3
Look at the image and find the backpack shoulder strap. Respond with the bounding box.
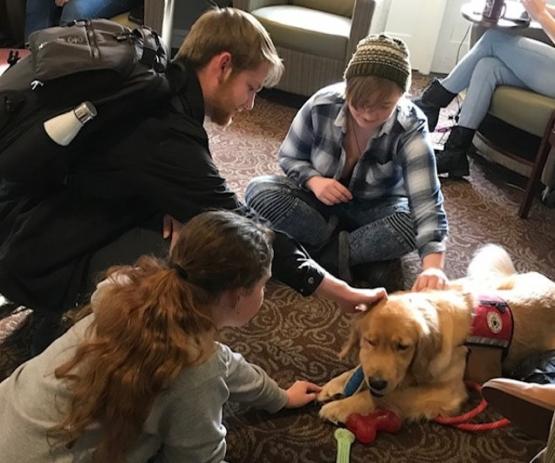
[132,26,168,73]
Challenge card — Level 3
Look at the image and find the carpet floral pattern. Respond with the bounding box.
[211,86,554,463]
[1,78,554,462]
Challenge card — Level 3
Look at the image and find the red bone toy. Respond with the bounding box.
[345,409,402,444]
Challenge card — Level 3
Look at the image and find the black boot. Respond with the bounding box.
[413,78,457,132]
[436,126,474,178]
[352,259,404,293]
[30,311,64,356]
[317,231,352,283]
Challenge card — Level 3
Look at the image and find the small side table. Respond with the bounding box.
[461,2,531,30]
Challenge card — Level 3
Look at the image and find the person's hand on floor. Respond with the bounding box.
[306,176,353,206]
[285,380,322,408]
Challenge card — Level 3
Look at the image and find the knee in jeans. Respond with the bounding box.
[474,57,506,80]
[389,212,417,252]
[246,186,330,248]
[246,175,288,201]
[483,29,509,43]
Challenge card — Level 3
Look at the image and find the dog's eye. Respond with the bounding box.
[396,343,410,351]
[364,338,376,347]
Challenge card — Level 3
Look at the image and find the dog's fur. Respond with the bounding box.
[319,245,555,423]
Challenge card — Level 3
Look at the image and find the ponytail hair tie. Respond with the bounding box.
[171,263,189,280]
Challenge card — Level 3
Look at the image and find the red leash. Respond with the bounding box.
[433,382,510,432]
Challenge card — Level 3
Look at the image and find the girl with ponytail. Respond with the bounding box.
[0,210,321,462]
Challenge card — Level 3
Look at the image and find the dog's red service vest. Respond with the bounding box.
[466,294,514,355]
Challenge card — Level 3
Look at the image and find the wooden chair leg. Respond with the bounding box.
[519,115,555,219]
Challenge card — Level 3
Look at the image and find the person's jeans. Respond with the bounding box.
[25,0,138,40]
[440,29,555,129]
[245,175,417,267]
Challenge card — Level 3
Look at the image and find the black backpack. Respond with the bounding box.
[0,19,171,188]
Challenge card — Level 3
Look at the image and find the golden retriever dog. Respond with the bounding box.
[318,244,555,423]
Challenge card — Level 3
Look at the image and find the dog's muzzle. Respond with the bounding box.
[343,366,389,398]
[367,377,388,397]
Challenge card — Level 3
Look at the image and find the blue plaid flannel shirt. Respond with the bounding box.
[278,82,448,257]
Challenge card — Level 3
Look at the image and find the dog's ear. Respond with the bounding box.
[409,310,443,384]
[339,314,364,360]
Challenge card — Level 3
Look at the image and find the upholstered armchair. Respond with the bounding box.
[233,0,376,96]
[469,24,555,217]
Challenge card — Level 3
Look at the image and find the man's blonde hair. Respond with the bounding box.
[175,8,283,87]
[345,75,404,109]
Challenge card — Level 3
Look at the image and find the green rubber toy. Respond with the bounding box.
[334,428,355,463]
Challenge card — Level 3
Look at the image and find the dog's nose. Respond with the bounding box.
[368,377,388,392]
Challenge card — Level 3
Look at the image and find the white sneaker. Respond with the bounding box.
[482,378,555,441]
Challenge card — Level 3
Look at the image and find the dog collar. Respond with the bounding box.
[465,294,514,355]
[343,366,365,397]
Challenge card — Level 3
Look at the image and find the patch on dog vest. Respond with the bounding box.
[466,294,513,354]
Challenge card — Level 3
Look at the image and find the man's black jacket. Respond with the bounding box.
[0,61,324,312]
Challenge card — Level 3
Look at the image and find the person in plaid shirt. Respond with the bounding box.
[246,34,449,292]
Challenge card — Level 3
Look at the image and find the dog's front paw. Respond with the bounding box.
[319,399,356,424]
[317,370,353,402]
[318,380,345,403]
[320,393,376,424]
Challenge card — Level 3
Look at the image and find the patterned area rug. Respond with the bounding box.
[1,75,554,462]
[211,84,554,463]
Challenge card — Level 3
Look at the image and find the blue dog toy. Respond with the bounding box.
[343,366,365,397]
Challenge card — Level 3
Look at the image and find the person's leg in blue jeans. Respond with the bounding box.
[25,0,139,41]
[415,29,555,178]
[25,0,59,41]
[419,29,555,130]
[245,175,352,279]
[59,0,139,25]
[339,197,416,264]
[441,29,555,99]
[455,56,525,130]
[436,55,528,177]
[335,197,416,290]
[246,176,415,288]
[245,175,337,250]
